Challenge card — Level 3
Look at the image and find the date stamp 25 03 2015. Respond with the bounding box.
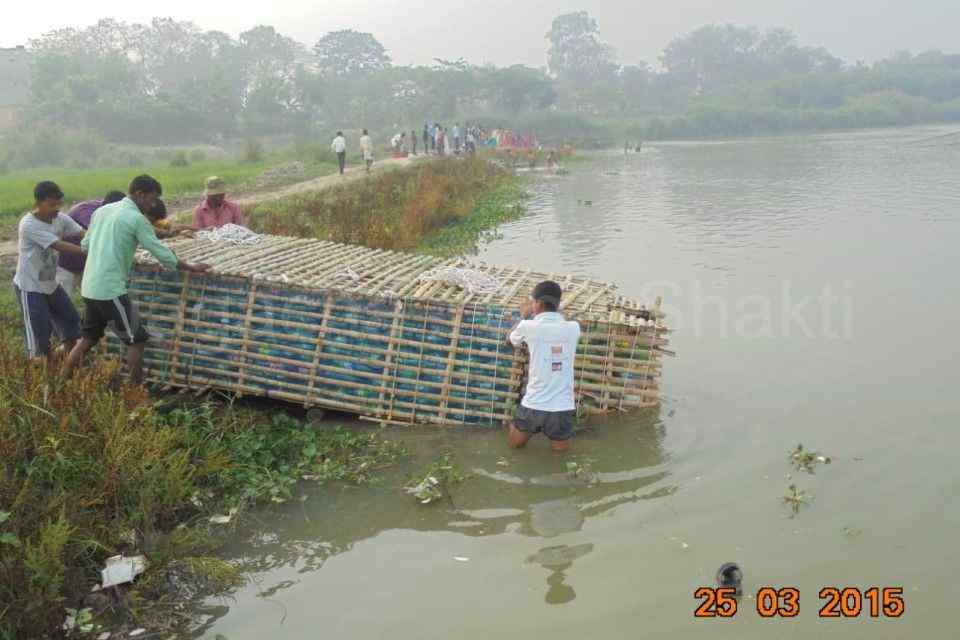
[694,586,905,619]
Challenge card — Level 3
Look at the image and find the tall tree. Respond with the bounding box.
[546,11,617,80]
[313,30,391,76]
[486,65,558,114]
[660,25,843,96]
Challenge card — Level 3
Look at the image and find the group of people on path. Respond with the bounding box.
[329,121,543,175]
[11,174,251,384]
[418,122,480,156]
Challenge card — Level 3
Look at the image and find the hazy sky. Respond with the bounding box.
[4,0,958,66]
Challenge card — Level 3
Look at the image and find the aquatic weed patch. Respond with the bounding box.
[405,453,469,505]
[418,180,528,257]
[166,406,408,506]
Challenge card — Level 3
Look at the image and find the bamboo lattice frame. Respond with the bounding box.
[123,235,671,427]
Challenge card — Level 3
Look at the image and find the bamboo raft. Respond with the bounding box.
[119,234,671,427]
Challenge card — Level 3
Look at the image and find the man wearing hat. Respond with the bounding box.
[192,176,244,229]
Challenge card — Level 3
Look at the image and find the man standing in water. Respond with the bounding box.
[506,281,581,452]
[63,175,210,386]
[331,131,347,175]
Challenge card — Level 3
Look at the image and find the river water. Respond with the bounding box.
[201,127,959,639]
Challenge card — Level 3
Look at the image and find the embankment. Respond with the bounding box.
[245,155,526,255]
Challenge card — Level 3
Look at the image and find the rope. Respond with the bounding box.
[334,266,361,282]
[411,300,431,424]
[618,324,642,413]
[418,266,503,296]
[575,319,589,417]
[185,277,209,386]
[462,304,476,424]
[196,223,263,246]
[490,307,506,425]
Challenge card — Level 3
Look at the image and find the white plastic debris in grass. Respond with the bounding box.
[209,507,239,525]
[101,555,148,588]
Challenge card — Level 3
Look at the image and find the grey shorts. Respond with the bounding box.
[514,405,575,442]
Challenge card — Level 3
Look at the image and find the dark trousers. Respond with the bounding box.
[14,283,81,357]
[337,151,346,174]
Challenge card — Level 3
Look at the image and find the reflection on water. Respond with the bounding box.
[203,127,960,639]
[526,543,595,605]
[215,411,668,587]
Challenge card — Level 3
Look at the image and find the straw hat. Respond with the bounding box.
[204,176,227,196]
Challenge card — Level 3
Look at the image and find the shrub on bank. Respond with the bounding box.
[0,318,406,637]
[248,156,518,252]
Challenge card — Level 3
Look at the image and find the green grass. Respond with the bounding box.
[246,156,521,253]
[0,161,344,239]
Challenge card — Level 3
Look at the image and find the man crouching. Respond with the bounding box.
[506,280,582,452]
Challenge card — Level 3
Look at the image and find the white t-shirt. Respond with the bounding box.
[509,312,581,412]
[14,212,84,294]
[331,136,346,153]
[359,135,373,160]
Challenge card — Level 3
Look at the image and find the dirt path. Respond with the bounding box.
[0,155,418,258]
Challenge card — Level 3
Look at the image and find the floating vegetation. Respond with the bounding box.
[841,526,863,539]
[789,443,832,474]
[405,454,468,505]
[406,476,444,504]
[782,484,813,516]
[565,460,597,484]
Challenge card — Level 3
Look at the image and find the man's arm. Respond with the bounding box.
[61,214,85,239]
[51,240,85,256]
[506,300,534,347]
[134,215,181,270]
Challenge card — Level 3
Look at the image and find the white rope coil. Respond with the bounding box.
[196,223,263,246]
[418,266,503,295]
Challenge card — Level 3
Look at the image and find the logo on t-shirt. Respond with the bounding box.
[550,343,565,372]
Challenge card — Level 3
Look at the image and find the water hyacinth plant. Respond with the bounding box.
[789,443,832,474]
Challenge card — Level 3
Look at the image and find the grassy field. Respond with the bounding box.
[0,159,339,239]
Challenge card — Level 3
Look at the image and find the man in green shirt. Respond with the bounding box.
[63,175,210,385]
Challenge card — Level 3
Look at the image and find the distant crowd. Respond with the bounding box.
[329,123,542,175]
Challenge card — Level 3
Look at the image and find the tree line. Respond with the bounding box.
[18,12,960,146]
